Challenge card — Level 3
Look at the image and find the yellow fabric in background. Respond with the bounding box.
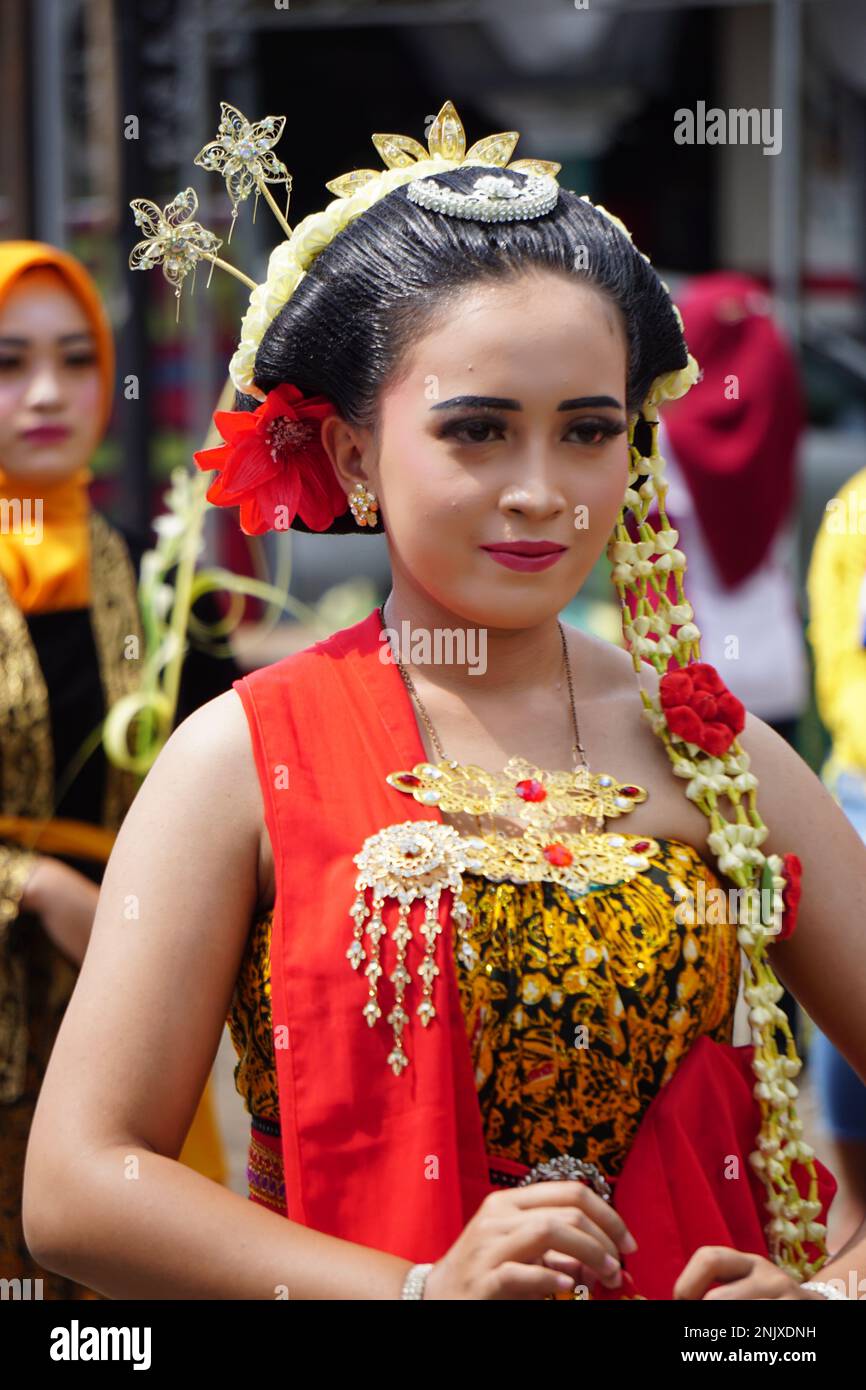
[807,467,866,774]
[179,1081,228,1187]
[0,465,93,614]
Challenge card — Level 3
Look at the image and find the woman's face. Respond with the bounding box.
[0,268,103,483]
[335,270,631,629]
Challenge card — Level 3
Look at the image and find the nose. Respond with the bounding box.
[497,448,567,521]
[23,358,65,413]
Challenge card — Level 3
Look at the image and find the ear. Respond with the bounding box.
[319,413,376,494]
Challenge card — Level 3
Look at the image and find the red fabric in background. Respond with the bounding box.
[662,272,805,589]
[592,1035,837,1300]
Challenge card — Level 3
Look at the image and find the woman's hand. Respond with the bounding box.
[422,1179,638,1299]
[20,855,100,967]
[673,1247,829,1300]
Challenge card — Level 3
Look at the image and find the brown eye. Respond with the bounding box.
[568,419,625,446]
[442,419,503,444]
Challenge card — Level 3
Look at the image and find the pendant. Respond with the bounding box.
[347,821,475,1076]
[347,757,658,1076]
[385,756,648,825]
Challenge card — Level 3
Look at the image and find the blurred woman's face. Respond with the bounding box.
[365,270,631,628]
[0,268,103,483]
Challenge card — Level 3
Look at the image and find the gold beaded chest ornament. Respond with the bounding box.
[129,99,827,1280]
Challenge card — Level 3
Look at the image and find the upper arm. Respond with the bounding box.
[26,687,264,1174]
[735,711,866,1082]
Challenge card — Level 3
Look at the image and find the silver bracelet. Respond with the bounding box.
[401,1262,433,1299]
[799,1280,852,1300]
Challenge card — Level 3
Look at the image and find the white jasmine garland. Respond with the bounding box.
[655,527,680,551]
[666,602,693,624]
[671,758,697,778]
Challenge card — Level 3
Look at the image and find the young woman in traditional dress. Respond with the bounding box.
[23,105,866,1300]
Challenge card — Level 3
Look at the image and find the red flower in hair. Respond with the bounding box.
[777,853,802,941]
[659,661,746,756]
[193,383,347,535]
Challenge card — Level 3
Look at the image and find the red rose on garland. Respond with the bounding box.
[777,852,803,941]
[193,383,347,535]
[658,661,746,757]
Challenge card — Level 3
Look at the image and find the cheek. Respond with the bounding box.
[0,377,24,421]
[578,447,629,536]
[71,370,103,419]
[379,433,464,528]
[0,380,24,454]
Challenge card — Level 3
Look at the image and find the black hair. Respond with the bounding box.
[237,165,687,534]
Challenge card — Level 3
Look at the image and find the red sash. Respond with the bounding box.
[233,608,493,1262]
[233,607,836,1293]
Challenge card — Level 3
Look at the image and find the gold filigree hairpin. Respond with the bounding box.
[193,102,293,242]
[129,187,256,321]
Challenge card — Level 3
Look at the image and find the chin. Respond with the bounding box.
[449,593,565,631]
[14,453,82,480]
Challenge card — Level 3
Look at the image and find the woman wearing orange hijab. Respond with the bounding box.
[0,242,234,1297]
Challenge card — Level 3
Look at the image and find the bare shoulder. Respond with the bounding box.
[134,687,271,910]
[161,685,252,760]
[158,687,259,797]
[563,624,657,698]
[560,625,713,851]
[734,711,866,1069]
[731,708,861,861]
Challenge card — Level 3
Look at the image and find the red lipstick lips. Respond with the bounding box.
[23,425,71,443]
[479,540,567,572]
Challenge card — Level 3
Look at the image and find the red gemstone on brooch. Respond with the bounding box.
[400,774,421,787]
[516,778,546,802]
[632,841,651,853]
[543,843,573,866]
[619,786,641,798]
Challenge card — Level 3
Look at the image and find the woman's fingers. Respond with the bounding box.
[499,1203,620,1264]
[483,1260,577,1300]
[540,1249,599,1290]
[674,1247,760,1300]
[490,1210,624,1289]
[509,1179,637,1255]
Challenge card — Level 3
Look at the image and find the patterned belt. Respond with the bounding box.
[247,1115,286,1215]
[248,1115,611,1209]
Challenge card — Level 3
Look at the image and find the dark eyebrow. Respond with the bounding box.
[0,331,95,347]
[429,394,625,413]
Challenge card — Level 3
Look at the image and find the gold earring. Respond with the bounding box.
[348,480,379,527]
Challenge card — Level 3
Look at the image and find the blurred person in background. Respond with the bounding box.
[658,271,809,1046]
[0,242,237,1297]
[660,271,809,748]
[805,464,866,1246]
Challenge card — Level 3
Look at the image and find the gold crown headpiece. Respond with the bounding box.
[129,98,699,408]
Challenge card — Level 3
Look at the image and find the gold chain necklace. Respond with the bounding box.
[378,600,589,774]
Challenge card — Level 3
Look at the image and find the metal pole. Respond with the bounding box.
[31,0,65,245]
[770,0,802,343]
[116,0,152,534]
